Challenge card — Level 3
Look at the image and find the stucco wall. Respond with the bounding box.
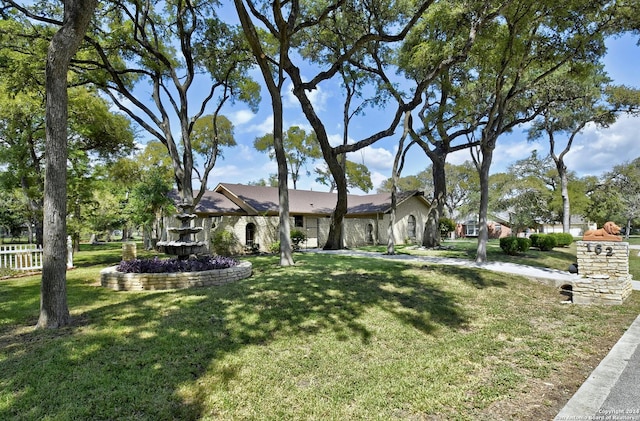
[163,195,431,252]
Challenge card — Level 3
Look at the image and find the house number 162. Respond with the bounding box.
[586,243,614,256]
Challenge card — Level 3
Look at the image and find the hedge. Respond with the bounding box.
[500,236,530,255]
[549,232,574,247]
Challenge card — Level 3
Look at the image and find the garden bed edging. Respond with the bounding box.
[100,261,252,291]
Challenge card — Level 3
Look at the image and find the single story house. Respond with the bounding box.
[165,183,432,252]
[538,215,596,238]
[455,212,512,239]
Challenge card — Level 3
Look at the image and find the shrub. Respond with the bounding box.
[290,229,307,250]
[269,241,280,253]
[211,230,239,256]
[440,218,456,239]
[500,237,520,255]
[500,236,531,255]
[117,255,238,273]
[536,234,557,251]
[529,233,541,249]
[550,232,574,247]
[517,237,531,252]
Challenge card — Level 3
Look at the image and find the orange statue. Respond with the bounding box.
[582,221,622,242]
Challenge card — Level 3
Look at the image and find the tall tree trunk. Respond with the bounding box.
[37,0,97,329]
[324,159,347,250]
[559,165,571,233]
[387,166,399,255]
[475,141,495,264]
[423,155,446,247]
[274,101,294,265]
[234,0,293,265]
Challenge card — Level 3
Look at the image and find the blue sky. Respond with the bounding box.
[199,32,640,194]
[124,13,639,194]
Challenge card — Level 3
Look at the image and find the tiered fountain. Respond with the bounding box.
[155,202,208,259]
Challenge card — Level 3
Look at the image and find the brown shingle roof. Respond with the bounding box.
[193,183,428,216]
[194,190,246,215]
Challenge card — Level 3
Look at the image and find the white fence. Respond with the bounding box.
[0,244,44,271]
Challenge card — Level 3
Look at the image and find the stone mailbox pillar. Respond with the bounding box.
[574,240,632,305]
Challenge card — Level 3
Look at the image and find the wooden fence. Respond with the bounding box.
[0,244,44,271]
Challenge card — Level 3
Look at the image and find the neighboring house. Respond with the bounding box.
[455,213,512,239]
[539,215,596,238]
[455,213,595,239]
[165,183,432,253]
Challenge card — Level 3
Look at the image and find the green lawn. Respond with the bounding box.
[362,238,640,280]
[1,243,639,420]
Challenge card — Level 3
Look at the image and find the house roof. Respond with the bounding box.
[192,183,429,216]
[194,189,247,215]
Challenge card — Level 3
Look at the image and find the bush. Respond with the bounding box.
[440,218,456,239]
[517,237,531,252]
[269,241,280,253]
[550,232,574,247]
[529,233,541,249]
[500,236,531,255]
[211,230,239,256]
[117,255,238,273]
[290,229,307,250]
[500,237,520,255]
[536,234,557,251]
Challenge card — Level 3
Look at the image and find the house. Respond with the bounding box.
[166,183,432,253]
[539,215,596,238]
[455,212,512,239]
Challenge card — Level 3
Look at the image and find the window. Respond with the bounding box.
[407,215,416,240]
[465,222,479,237]
[245,223,256,246]
[294,215,304,228]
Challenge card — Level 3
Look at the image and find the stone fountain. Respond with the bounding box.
[156,202,208,260]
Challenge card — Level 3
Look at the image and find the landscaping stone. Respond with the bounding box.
[100,260,252,291]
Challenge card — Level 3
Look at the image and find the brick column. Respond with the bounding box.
[574,241,632,305]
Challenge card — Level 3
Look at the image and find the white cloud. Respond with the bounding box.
[491,138,545,173]
[242,114,274,136]
[438,114,640,178]
[229,109,255,126]
[283,82,330,112]
[370,171,389,192]
[563,116,640,177]
[351,146,395,172]
[328,133,344,147]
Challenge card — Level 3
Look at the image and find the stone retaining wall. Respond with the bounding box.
[574,241,631,305]
[100,261,252,291]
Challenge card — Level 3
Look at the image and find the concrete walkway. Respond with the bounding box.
[307,248,637,290]
[305,248,640,420]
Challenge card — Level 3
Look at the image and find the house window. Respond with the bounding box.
[407,215,416,240]
[465,222,479,237]
[366,223,374,244]
[294,215,304,228]
[245,223,256,246]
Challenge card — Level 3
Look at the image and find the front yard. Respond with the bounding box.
[1,242,639,420]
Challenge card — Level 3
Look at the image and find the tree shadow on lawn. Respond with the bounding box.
[0,254,506,420]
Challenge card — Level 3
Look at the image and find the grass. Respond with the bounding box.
[361,239,578,271]
[1,242,640,420]
[362,238,640,280]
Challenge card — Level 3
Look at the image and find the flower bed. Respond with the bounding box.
[116,255,239,273]
[100,260,252,291]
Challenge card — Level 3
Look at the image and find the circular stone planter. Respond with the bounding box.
[100,261,252,291]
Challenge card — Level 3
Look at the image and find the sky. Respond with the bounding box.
[131,23,640,195]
